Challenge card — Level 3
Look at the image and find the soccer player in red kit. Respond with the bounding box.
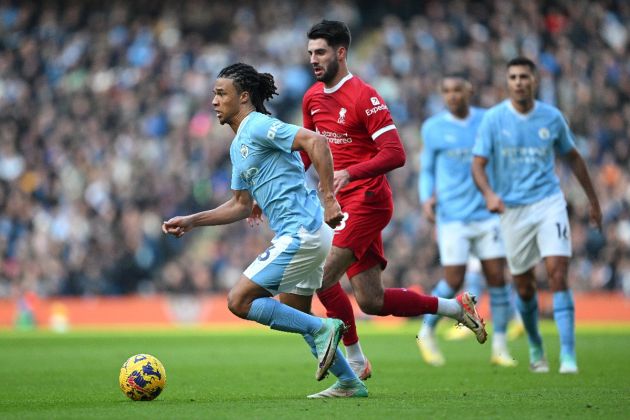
[301,20,488,383]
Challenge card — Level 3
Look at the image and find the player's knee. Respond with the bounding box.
[227,291,249,319]
[356,295,382,315]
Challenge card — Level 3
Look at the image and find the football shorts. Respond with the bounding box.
[333,191,393,278]
[500,192,572,275]
[244,223,333,296]
[437,216,506,266]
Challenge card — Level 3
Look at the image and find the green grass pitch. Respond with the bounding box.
[1,321,628,419]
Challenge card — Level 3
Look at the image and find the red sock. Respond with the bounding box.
[317,282,359,346]
[379,288,438,317]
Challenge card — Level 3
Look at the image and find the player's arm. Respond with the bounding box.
[419,128,437,222]
[471,156,504,214]
[292,128,343,228]
[162,189,254,237]
[562,148,602,229]
[299,95,315,171]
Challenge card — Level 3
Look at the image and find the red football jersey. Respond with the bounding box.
[302,74,398,199]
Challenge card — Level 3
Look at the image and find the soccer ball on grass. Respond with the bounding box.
[119,354,167,401]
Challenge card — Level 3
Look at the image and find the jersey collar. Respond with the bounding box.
[506,100,538,120]
[236,111,256,137]
[323,73,353,94]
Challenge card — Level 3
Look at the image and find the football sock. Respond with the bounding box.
[515,293,543,349]
[420,280,455,337]
[489,285,510,334]
[492,332,508,354]
[246,297,322,335]
[303,334,357,382]
[436,297,461,318]
[464,271,485,302]
[553,290,575,358]
[345,341,365,364]
[379,288,438,317]
[317,282,359,346]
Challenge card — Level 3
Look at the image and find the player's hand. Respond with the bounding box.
[422,197,436,223]
[323,196,343,228]
[162,215,193,238]
[485,192,505,214]
[333,169,351,195]
[590,200,603,231]
[247,203,264,227]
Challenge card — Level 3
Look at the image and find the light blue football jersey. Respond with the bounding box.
[473,100,576,206]
[230,112,323,236]
[419,107,495,223]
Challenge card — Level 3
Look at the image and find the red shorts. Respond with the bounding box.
[333,189,393,279]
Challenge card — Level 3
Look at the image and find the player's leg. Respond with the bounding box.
[348,257,487,344]
[481,257,516,367]
[317,245,367,374]
[280,293,367,397]
[417,265,465,366]
[537,195,576,373]
[501,204,548,372]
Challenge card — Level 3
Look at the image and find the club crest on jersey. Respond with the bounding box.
[337,107,347,124]
[240,144,249,159]
[538,127,550,140]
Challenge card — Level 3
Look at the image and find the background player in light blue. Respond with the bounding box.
[162,63,367,398]
[472,57,602,374]
[417,74,515,368]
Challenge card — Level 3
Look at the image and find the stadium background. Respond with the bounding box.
[0,0,629,327]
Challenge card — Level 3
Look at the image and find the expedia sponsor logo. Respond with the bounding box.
[365,103,388,116]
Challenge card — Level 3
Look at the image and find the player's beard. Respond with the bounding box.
[317,58,339,84]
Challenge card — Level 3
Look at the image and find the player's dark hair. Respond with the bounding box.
[507,57,537,73]
[307,20,351,49]
[217,63,278,115]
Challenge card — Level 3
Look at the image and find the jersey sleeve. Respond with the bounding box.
[357,85,396,141]
[418,124,436,203]
[554,112,577,155]
[251,116,300,153]
[472,112,493,158]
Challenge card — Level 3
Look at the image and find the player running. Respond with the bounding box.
[301,20,487,395]
[162,63,367,397]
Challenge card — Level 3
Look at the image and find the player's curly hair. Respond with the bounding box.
[217,63,278,115]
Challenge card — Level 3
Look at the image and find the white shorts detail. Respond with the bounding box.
[500,193,572,275]
[437,217,505,266]
[243,224,333,296]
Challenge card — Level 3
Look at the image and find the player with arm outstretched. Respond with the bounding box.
[162,63,367,398]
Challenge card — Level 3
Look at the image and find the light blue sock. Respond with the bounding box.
[465,271,485,302]
[553,290,575,359]
[488,285,510,334]
[304,334,357,383]
[423,279,455,330]
[515,293,543,349]
[246,297,323,335]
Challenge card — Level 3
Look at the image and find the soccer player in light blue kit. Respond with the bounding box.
[162,63,367,397]
[417,74,515,367]
[472,57,602,374]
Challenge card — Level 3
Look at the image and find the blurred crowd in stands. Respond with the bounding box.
[0,0,629,298]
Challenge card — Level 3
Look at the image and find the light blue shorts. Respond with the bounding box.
[244,223,333,296]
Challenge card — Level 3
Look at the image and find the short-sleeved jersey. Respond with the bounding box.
[302,73,398,200]
[420,107,494,223]
[230,112,322,236]
[472,100,576,206]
